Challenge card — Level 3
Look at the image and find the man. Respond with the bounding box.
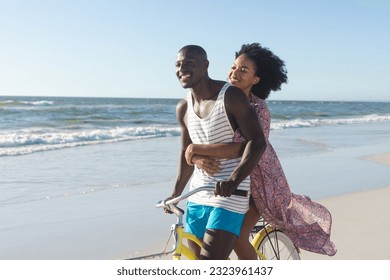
[168,45,266,259]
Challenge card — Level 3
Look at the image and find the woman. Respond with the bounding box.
[185,43,336,259]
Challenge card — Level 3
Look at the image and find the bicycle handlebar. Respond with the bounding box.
[156,186,248,212]
[156,186,215,209]
[156,186,249,225]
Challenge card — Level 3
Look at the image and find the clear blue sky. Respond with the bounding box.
[1,0,389,101]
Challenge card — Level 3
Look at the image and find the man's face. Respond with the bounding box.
[175,50,207,89]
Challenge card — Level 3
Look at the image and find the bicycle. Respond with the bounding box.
[127,186,300,260]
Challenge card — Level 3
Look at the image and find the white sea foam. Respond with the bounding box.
[21,100,54,106]
[0,99,54,106]
[1,114,390,156]
[0,126,181,156]
[271,114,390,130]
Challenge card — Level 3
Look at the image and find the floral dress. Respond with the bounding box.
[233,95,336,256]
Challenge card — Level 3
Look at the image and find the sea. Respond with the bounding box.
[1,96,389,157]
[1,95,390,259]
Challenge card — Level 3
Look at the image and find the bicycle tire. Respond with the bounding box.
[253,228,300,260]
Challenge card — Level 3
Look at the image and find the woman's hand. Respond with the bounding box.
[192,155,221,175]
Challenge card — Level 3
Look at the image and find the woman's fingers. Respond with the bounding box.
[194,156,221,175]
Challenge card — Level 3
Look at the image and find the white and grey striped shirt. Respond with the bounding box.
[186,83,250,214]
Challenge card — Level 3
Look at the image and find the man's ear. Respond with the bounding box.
[204,59,209,69]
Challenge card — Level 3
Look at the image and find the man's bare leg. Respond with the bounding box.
[187,240,201,259]
[200,229,237,260]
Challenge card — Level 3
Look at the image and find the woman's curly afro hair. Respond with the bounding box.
[235,43,288,100]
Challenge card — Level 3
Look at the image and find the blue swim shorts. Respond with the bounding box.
[185,202,245,239]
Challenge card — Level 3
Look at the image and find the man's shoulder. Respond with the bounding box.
[175,98,188,124]
[224,85,251,116]
[209,80,228,93]
[226,86,242,94]
[176,97,188,111]
[224,85,246,101]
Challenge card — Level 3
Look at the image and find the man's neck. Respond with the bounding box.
[191,78,222,102]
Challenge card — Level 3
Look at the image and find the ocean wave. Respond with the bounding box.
[0,99,54,107]
[0,126,180,156]
[1,110,389,156]
[272,114,390,130]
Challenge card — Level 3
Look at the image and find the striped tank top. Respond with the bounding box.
[186,82,250,214]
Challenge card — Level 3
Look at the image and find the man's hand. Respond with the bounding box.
[214,180,237,197]
[162,197,175,214]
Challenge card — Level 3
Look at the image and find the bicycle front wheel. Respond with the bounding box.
[253,229,300,260]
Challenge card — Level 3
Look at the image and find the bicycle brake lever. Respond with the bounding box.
[176,206,185,214]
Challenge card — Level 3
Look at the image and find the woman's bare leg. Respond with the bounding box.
[234,199,261,260]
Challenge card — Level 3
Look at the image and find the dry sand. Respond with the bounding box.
[301,152,390,259]
[301,185,390,259]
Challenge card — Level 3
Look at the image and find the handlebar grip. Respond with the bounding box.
[232,189,248,197]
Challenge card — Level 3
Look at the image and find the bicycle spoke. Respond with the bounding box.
[255,229,300,260]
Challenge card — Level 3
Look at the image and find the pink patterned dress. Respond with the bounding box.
[233,95,336,256]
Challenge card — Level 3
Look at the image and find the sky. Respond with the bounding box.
[0,0,389,101]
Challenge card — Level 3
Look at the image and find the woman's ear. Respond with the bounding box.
[253,76,260,85]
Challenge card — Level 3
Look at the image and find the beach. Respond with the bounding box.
[1,97,390,260]
[1,129,390,260]
[301,185,390,260]
[282,132,390,260]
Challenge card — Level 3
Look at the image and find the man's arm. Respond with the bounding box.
[170,99,194,198]
[215,87,266,196]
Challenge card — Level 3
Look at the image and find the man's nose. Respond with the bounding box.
[177,64,186,73]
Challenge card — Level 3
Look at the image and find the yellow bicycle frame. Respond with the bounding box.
[172,225,202,260]
[173,224,270,260]
[128,187,299,260]
[250,226,275,260]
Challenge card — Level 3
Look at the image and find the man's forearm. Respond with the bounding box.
[171,153,194,197]
[227,138,266,188]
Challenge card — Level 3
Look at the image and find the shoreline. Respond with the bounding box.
[1,129,389,260]
[359,152,390,167]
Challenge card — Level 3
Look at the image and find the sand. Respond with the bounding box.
[300,153,390,260]
[300,185,390,260]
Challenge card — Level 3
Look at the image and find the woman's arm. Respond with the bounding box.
[185,142,244,165]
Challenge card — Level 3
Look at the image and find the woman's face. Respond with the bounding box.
[228,54,259,95]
